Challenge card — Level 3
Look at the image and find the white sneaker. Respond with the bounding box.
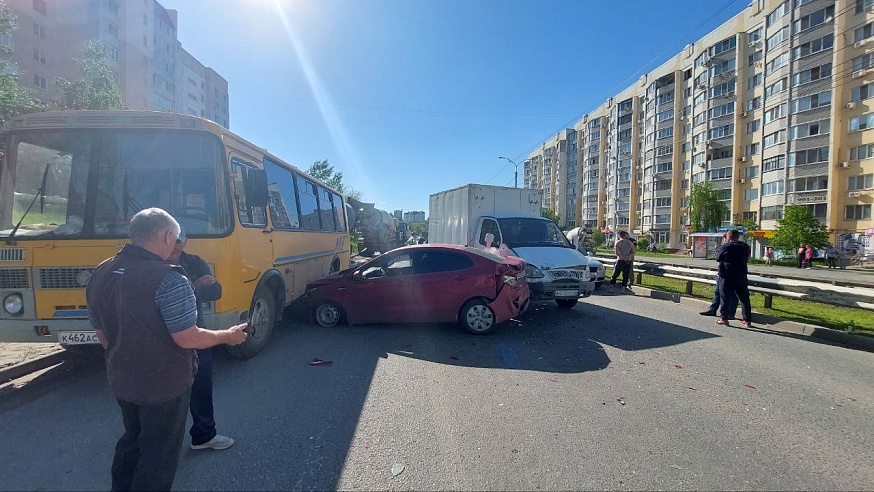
[191,434,234,450]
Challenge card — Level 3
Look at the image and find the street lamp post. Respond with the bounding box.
[498,156,519,188]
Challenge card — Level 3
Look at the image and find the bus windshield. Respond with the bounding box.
[0,129,232,239]
[497,217,573,249]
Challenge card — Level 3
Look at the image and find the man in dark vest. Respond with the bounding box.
[86,208,248,491]
[715,229,753,328]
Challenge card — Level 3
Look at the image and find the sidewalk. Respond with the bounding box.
[0,342,65,383]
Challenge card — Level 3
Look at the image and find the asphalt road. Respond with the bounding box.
[0,293,871,491]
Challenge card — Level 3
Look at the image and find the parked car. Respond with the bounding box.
[301,244,530,334]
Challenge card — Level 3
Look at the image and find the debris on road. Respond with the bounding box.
[744,384,757,390]
[616,396,626,406]
[391,463,405,477]
[309,358,333,366]
[674,365,683,369]
[449,355,459,360]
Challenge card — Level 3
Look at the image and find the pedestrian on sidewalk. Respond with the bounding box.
[804,245,815,269]
[86,208,248,492]
[839,247,849,269]
[609,231,636,293]
[167,227,235,452]
[826,244,838,269]
[764,246,773,267]
[797,244,806,268]
[715,229,753,328]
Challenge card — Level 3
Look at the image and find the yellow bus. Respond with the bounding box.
[0,110,350,358]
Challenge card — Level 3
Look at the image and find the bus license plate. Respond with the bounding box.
[59,331,99,345]
[554,289,579,298]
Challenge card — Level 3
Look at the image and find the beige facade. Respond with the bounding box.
[526,0,874,253]
[3,0,229,128]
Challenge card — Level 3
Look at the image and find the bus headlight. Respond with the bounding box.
[4,293,23,316]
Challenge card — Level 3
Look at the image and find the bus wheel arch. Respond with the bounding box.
[226,273,284,360]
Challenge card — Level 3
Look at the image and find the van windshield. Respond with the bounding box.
[497,217,573,249]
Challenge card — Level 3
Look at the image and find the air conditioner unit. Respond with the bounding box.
[741,111,749,117]
[869,5,874,13]
[846,102,857,109]
[853,70,868,79]
[755,62,763,68]
[738,178,746,184]
[824,16,833,23]
[840,162,850,168]
[855,40,868,49]
[849,191,861,197]
[739,155,748,162]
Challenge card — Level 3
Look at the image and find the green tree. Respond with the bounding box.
[541,208,560,224]
[592,230,605,246]
[0,2,44,140]
[307,160,344,192]
[687,181,728,232]
[771,204,828,254]
[739,216,759,232]
[53,40,125,110]
[408,221,427,236]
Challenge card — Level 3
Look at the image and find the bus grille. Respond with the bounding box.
[0,268,29,288]
[0,248,25,262]
[38,267,94,289]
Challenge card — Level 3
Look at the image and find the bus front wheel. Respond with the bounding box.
[227,287,276,359]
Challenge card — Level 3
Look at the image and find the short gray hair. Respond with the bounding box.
[129,208,180,244]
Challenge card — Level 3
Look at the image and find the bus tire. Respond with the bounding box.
[227,287,276,360]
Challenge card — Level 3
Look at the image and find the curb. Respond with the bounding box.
[0,350,67,384]
[631,286,874,352]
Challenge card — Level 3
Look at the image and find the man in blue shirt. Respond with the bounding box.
[715,229,753,328]
[87,208,248,491]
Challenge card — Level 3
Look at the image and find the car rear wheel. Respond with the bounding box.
[227,287,276,359]
[460,299,496,335]
[556,298,578,309]
[315,301,344,328]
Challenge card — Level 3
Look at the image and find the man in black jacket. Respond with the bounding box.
[167,227,234,451]
[715,229,753,328]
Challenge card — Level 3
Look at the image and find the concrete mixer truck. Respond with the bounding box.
[346,197,408,257]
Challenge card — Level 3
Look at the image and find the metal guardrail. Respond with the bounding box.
[596,257,874,311]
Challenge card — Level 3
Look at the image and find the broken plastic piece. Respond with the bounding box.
[391,463,405,476]
[309,358,333,366]
[548,378,559,383]
[674,365,683,369]
[744,384,757,390]
[616,396,626,405]
[365,442,370,450]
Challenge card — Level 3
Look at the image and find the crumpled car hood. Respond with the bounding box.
[511,247,589,269]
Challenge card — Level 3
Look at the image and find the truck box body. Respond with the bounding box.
[429,184,595,307]
[428,184,542,245]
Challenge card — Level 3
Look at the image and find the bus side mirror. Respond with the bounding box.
[248,169,269,208]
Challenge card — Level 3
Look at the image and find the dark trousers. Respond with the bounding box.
[719,275,752,323]
[609,259,633,288]
[112,388,191,492]
[828,257,837,268]
[708,276,738,316]
[189,348,217,446]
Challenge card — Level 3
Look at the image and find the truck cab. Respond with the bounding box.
[474,215,595,308]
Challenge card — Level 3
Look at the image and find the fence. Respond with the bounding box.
[596,257,874,311]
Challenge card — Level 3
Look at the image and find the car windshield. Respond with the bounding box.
[0,129,232,239]
[497,217,573,249]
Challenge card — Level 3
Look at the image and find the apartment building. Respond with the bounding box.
[3,0,229,127]
[526,0,874,253]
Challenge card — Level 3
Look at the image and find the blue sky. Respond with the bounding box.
[160,0,746,215]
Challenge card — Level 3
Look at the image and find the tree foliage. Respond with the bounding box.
[687,181,728,232]
[53,40,125,110]
[771,204,828,254]
[541,208,560,224]
[0,2,44,138]
[307,159,345,192]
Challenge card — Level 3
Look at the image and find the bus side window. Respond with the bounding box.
[231,158,266,227]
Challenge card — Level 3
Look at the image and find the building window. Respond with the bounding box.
[747,119,761,134]
[107,0,119,15]
[849,174,874,190]
[748,73,763,89]
[33,0,46,15]
[33,74,46,89]
[747,143,761,155]
[108,23,118,38]
[763,155,785,172]
[33,23,45,39]
[851,144,874,160]
[762,180,785,196]
[792,34,833,60]
[845,205,872,220]
[709,167,732,180]
[851,113,874,132]
[793,6,834,34]
[764,103,788,124]
[764,78,788,98]
[767,1,789,26]
[746,165,760,178]
[792,63,831,87]
[765,52,790,75]
[33,48,46,65]
[788,147,829,166]
[761,205,784,220]
[790,119,829,139]
[789,175,828,192]
[790,90,831,113]
[763,129,786,148]
[766,27,789,52]
[745,189,759,201]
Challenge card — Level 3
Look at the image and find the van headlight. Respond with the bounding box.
[4,293,23,316]
[525,265,544,279]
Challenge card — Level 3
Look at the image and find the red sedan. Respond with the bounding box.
[302,244,529,334]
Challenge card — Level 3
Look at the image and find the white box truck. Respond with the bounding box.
[429,184,595,308]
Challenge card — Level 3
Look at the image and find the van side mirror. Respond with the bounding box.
[248,169,269,208]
